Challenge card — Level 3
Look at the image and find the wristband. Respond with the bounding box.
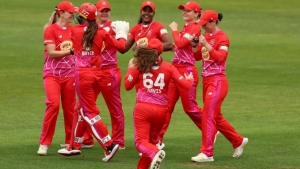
[70,49,74,55]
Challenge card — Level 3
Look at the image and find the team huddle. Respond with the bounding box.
[38,0,248,168]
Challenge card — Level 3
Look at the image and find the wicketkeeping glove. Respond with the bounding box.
[111,20,129,40]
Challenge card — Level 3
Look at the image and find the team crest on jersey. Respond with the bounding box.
[201,46,210,61]
[136,37,148,46]
[60,40,73,51]
[128,75,133,82]
[209,39,215,46]
[147,29,152,36]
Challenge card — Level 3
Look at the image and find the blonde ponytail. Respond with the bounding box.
[44,11,57,30]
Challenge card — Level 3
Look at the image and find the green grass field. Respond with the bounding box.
[1,0,300,168]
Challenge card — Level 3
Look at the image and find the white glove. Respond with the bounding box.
[111,20,129,40]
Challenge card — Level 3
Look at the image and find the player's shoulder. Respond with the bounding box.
[131,23,142,30]
[218,30,229,37]
[152,21,165,27]
[44,24,56,31]
[160,61,173,70]
[216,30,229,42]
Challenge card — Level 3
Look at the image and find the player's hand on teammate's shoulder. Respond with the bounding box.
[184,72,194,81]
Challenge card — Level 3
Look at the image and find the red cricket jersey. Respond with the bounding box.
[124,61,193,105]
[98,20,119,66]
[71,24,107,68]
[43,23,75,78]
[172,22,201,65]
[129,21,168,45]
[194,30,230,77]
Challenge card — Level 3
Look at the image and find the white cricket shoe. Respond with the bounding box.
[102,143,119,162]
[58,148,81,156]
[149,150,166,169]
[233,137,248,158]
[191,153,214,162]
[60,143,93,149]
[37,145,48,156]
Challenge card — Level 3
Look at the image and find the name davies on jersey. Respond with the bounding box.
[147,88,161,94]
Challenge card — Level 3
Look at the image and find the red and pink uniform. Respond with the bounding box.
[194,30,244,157]
[71,23,114,149]
[40,23,76,146]
[125,61,193,169]
[129,21,168,45]
[83,20,126,147]
[159,22,203,141]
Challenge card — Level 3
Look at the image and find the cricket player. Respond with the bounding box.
[57,3,129,162]
[124,38,194,169]
[159,1,204,145]
[38,1,77,156]
[120,0,173,53]
[81,0,126,149]
[191,10,248,162]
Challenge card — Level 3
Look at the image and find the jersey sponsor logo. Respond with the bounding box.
[220,46,228,51]
[201,46,210,61]
[160,28,168,34]
[60,40,73,51]
[179,76,183,80]
[136,37,148,46]
[59,35,62,38]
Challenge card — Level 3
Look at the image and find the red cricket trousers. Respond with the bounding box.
[200,75,243,157]
[83,65,125,147]
[134,102,168,169]
[75,68,113,148]
[39,76,75,145]
[159,64,202,141]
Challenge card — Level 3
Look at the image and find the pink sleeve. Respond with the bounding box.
[124,67,139,91]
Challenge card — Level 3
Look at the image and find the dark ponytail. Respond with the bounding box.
[82,20,98,50]
[138,16,142,24]
[216,13,223,24]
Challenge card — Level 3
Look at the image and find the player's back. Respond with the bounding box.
[136,61,173,105]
